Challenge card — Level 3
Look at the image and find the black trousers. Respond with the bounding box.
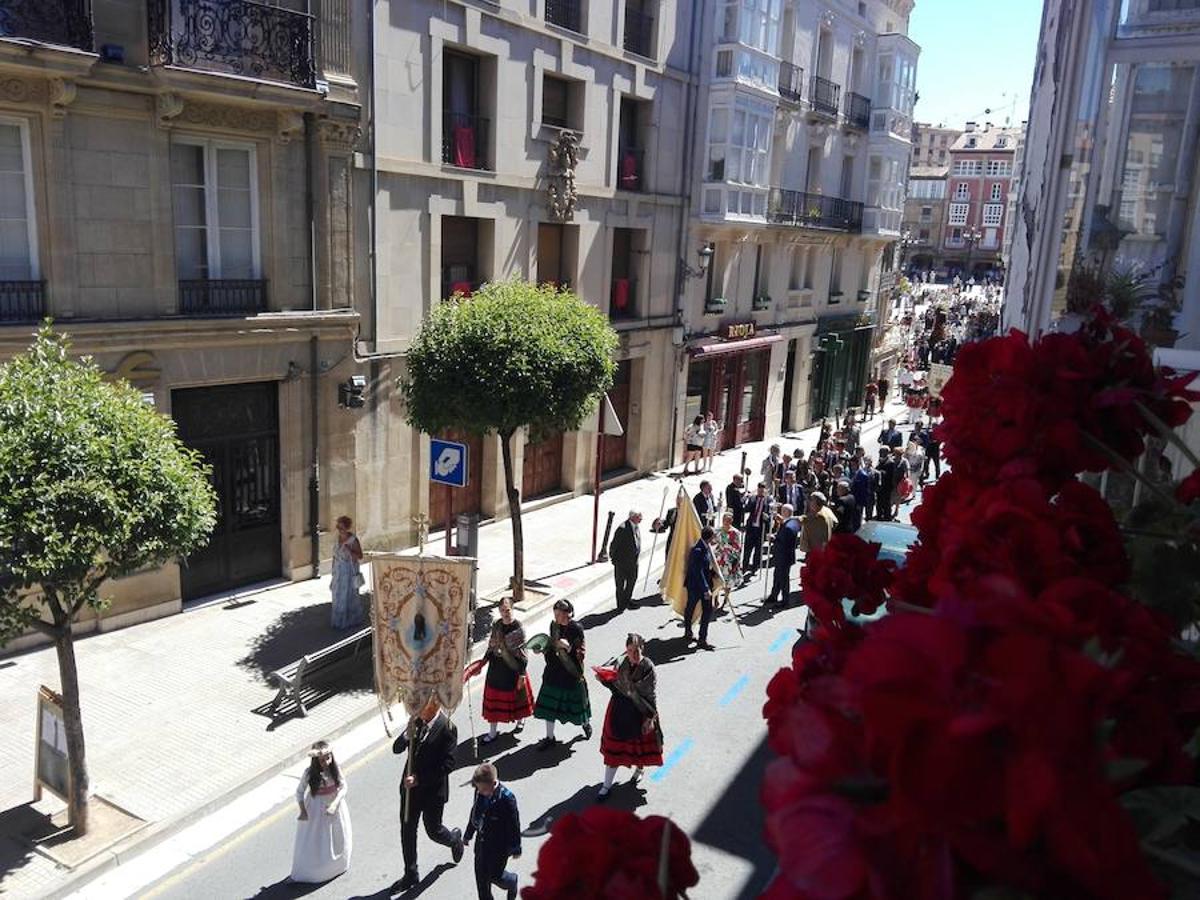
[683,589,713,642]
[613,563,637,608]
[474,852,517,899]
[768,562,792,604]
[922,453,941,481]
[401,791,456,875]
[875,489,893,521]
[742,525,765,571]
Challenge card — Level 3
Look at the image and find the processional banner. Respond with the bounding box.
[370,553,475,717]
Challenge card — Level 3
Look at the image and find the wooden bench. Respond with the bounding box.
[267,626,373,717]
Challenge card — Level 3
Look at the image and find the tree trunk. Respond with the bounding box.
[52,620,90,835]
[499,430,525,604]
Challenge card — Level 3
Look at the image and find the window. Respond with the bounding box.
[0,119,37,281]
[948,202,969,225]
[538,222,568,287]
[171,139,259,281]
[542,74,577,130]
[954,182,970,200]
[983,203,1003,226]
[720,0,782,55]
[937,149,946,162]
[708,100,773,187]
[442,216,481,299]
[965,137,977,148]
[920,205,932,222]
[995,136,1008,148]
[618,97,646,191]
[953,160,982,176]
[545,0,583,32]
[610,227,637,319]
[802,246,814,289]
[918,228,930,241]
[986,160,1012,177]
[443,51,488,171]
[990,182,1004,201]
[789,246,803,290]
[829,247,842,297]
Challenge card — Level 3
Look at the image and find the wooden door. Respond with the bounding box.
[429,430,484,531]
[602,361,631,473]
[522,431,563,498]
[735,350,769,443]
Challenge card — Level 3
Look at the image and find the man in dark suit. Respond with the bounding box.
[608,510,642,611]
[693,480,718,527]
[879,419,903,450]
[833,480,860,533]
[724,473,747,528]
[684,527,717,650]
[776,470,803,512]
[742,483,772,575]
[875,448,896,522]
[394,698,464,890]
[767,505,800,607]
[463,763,521,900]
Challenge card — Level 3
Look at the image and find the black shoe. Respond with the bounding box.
[698,641,716,651]
[582,722,593,740]
[451,828,464,864]
[398,870,419,891]
[627,599,639,609]
[683,631,695,643]
[536,737,557,751]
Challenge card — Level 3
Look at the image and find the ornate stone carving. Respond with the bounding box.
[0,76,48,105]
[156,92,185,127]
[174,100,278,133]
[547,130,580,222]
[820,10,835,30]
[49,78,77,117]
[316,118,362,152]
[855,30,867,48]
[277,110,304,143]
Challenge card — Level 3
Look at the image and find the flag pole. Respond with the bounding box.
[641,484,670,595]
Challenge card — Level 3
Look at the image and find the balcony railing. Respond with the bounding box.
[179,279,266,316]
[767,189,864,233]
[0,280,45,323]
[0,0,93,51]
[623,5,654,57]
[846,92,871,130]
[545,0,582,32]
[148,0,316,89]
[617,146,644,192]
[778,61,804,104]
[610,277,636,319]
[442,111,490,171]
[810,75,841,118]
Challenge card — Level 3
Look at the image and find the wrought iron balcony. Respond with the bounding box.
[617,146,644,192]
[545,0,582,32]
[778,62,804,104]
[809,75,841,118]
[179,279,266,316]
[623,5,654,57]
[148,0,316,89]
[0,0,93,50]
[767,189,864,234]
[442,111,491,171]
[0,280,45,323]
[846,92,871,130]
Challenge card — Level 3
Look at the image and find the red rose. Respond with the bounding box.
[800,534,896,626]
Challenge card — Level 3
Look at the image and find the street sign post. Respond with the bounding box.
[430,439,469,555]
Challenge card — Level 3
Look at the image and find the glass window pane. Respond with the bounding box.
[0,171,27,219]
[172,185,206,227]
[216,148,251,189]
[171,143,205,186]
[0,123,23,173]
[175,227,207,279]
[218,187,252,228]
[219,229,254,278]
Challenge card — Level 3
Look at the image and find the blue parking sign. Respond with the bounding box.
[430,439,468,488]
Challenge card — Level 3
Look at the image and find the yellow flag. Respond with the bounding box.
[661,487,717,624]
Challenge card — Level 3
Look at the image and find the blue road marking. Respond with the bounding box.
[718,674,750,708]
[649,737,695,782]
[769,629,793,653]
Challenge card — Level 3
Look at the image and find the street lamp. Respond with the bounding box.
[681,242,715,281]
[898,228,918,274]
[962,225,983,282]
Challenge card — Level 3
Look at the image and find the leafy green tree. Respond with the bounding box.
[400,281,617,601]
[0,328,216,834]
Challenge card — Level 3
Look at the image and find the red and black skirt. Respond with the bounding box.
[482,658,534,723]
[600,693,663,768]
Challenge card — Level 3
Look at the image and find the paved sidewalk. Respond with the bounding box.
[0,399,912,899]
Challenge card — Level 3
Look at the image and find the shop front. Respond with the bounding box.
[686,323,782,450]
[809,316,875,423]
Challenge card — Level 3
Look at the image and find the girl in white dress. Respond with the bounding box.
[290,740,352,883]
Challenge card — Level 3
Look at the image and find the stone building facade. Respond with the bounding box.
[901,163,948,276]
[943,122,1019,280]
[909,121,960,168]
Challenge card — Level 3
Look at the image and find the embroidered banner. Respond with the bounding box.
[370,553,475,717]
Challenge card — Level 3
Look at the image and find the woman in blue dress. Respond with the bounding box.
[330,515,364,629]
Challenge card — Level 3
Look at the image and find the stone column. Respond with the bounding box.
[316,119,361,310]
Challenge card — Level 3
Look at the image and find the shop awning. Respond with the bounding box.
[688,334,784,357]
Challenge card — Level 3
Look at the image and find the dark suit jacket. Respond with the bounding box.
[465,784,522,869]
[775,482,803,511]
[744,494,772,531]
[392,711,457,804]
[685,540,713,597]
[834,495,860,533]
[725,484,747,527]
[771,518,800,567]
[609,519,641,569]
[880,428,903,449]
[693,491,717,524]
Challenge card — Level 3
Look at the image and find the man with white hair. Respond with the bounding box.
[608,510,642,611]
[766,504,800,607]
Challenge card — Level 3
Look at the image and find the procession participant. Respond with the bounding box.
[330,516,364,630]
[534,599,592,748]
[766,505,800,607]
[462,763,521,900]
[760,444,783,491]
[596,633,663,799]
[775,469,803,512]
[875,448,896,522]
[890,446,913,518]
[724,473,747,528]
[799,492,838,556]
[684,526,718,650]
[842,411,861,454]
[714,510,743,597]
[681,415,703,475]
[290,741,352,884]
[692,480,718,528]
[833,480,860,534]
[864,379,878,418]
[480,598,534,743]
[879,418,903,449]
[393,699,464,891]
[741,483,772,575]
[700,411,720,473]
[877,375,890,406]
[852,455,875,522]
[608,510,643,612]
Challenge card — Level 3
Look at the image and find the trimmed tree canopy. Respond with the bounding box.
[0,327,217,640]
[400,281,618,439]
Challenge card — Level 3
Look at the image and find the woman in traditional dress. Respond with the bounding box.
[330,515,364,629]
[481,597,535,743]
[596,633,663,799]
[534,599,592,748]
[290,740,352,883]
[714,510,743,595]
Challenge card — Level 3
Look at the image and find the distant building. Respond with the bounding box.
[943,122,1020,280]
[910,122,961,168]
[901,164,949,277]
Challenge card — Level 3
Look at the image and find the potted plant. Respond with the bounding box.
[1139,273,1184,347]
[704,296,727,316]
[752,293,771,311]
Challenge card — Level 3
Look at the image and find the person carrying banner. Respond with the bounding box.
[533,599,592,748]
[684,527,719,650]
[479,598,534,743]
[594,633,663,799]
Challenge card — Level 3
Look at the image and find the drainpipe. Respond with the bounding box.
[305,113,321,578]
[668,0,705,467]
